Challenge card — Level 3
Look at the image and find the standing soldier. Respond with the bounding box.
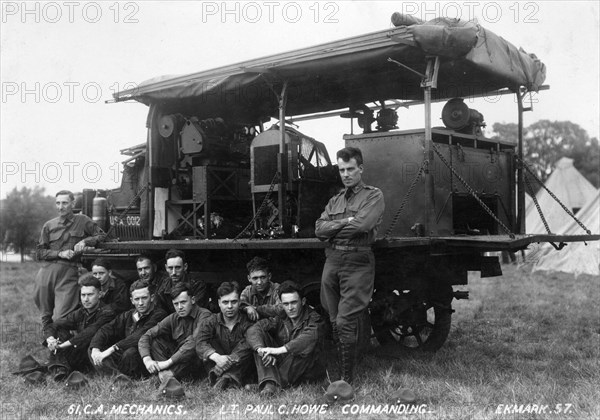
[35,190,105,327]
[315,147,385,384]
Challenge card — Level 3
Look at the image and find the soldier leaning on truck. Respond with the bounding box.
[315,147,385,384]
[35,190,106,328]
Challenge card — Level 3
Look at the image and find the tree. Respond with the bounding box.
[491,120,600,191]
[0,187,55,262]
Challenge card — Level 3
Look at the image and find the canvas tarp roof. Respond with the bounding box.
[526,157,597,234]
[531,190,600,276]
[112,16,546,121]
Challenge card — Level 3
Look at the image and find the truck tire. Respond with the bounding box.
[375,304,452,352]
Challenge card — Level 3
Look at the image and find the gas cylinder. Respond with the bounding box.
[92,195,108,231]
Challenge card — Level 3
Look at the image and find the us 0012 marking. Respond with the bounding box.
[110,215,141,226]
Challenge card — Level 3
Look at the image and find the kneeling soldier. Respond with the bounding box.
[195,282,255,390]
[246,281,326,396]
[43,274,116,380]
[138,282,212,387]
[89,280,168,378]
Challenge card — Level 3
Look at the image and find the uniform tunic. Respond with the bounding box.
[34,213,105,322]
[315,181,384,343]
[43,302,115,373]
[245,306,325,388]
[89,305,168,377]
[138,305,212,379]
[240,282,284,319]
[194,312,255,386]
[154,272,208,314]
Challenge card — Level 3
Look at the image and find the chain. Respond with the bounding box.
[523,173,552,234]
[516,156,591,235]
[105,185,148,239]
[233,172,281,241]
[432,143,515,238]
[385,160,427,238]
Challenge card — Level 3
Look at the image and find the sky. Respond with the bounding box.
[1,1,599,197]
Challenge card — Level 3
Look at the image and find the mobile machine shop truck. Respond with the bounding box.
[80,14,598,351]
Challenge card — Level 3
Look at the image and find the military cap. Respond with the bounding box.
[23,370,47,385]
[158,377,185,400]
[11,355,47,375]
[65,371,89,390]
[392,387,417,404]
[324,380,354,403]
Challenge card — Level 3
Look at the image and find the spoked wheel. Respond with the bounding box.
[375,305,452,352]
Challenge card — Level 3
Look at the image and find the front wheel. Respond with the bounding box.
[375,304,452,352]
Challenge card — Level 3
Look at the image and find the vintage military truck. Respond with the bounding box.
[79,14,598,351]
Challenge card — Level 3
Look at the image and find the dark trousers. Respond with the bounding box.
[47,329,91,373]
[203,339,255,386]
[89,347,146,378]
[150,336,204,380]
[320,248,375,344]
[34,262,80,324]
[253,332,324,388]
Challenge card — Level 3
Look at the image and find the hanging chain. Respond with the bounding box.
[523,173,552,234]
[105,185,148,239]
[516,156,591,235]
[431,143,515,238]
[385,160,427,238]
[233,172,281,241]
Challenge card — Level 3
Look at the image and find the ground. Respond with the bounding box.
[1,261,598,420]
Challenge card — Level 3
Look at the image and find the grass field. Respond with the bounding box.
[1,261,598,419]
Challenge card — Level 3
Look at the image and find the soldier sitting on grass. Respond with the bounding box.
[138,282,212,392]
[89,279,168,379]
[43,274,116,381]
[240,257,284,321]
[246,280,326,396]
[195,281,255,390]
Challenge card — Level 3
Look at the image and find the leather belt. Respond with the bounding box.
[51,259,79,268]
[329,243,372,252]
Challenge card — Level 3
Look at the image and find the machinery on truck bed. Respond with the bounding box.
[79,14,598,351]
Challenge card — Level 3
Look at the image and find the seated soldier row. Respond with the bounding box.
[33,252,325,397]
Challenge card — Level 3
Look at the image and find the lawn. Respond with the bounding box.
[1,261,598,419]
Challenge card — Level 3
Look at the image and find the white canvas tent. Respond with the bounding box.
[526,157,597,234]
[532,190,600,277]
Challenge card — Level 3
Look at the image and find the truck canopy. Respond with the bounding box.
[112,17,546,120]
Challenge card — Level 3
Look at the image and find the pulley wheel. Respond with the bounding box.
[158,115,177,138]
[442,98,470,130]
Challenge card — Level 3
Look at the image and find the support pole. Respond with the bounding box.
[422,57,439,236]
[516,89,525,234]
[278,82,289,231]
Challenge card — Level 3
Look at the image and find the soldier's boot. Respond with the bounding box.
[338,341,357,384]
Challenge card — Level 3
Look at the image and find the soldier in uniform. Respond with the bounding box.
[34,190,105,327]
[154,249,208,313]
[89,279,168,378]
[195,282,255,390]
[240,256,284,320]
[246,281,325,396]
[138,282,212,387]
[315,147,385,384]
[90,258,131,314]
[43,274,115,380]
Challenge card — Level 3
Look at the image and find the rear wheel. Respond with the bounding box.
[375,304,452,352]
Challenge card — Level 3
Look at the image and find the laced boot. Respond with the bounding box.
[338,341,357,384]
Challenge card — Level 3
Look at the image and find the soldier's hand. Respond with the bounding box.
[212,354,231,369]
[59,250,75,260]
[73,241,87,252]
[245,306,259,321]
[47,337,58,351]
[143,357,159,374]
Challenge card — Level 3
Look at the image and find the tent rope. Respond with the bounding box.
[516,156,591,235]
